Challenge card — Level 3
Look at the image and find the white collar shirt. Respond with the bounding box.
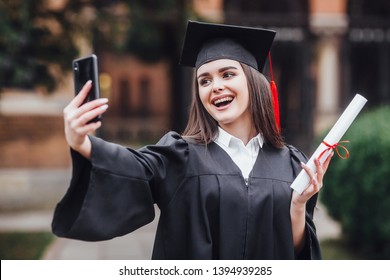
[214,127,263,181]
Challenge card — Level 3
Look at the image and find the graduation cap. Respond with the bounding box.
[180,20,281,130]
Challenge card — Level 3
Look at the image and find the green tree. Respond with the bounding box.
[320,106,390,258]
[0,0,191,130]
[0,0,116,92]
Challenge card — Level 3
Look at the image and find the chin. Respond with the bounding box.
[215,116,236,126]
[212,110,239,123]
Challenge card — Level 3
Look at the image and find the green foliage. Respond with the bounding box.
[0,0,85,91]
[125,17,167,62]
[320,239,365,260]
[320,106,390,259]
[126,0,183,63]
[0,0,188,91]
[0,232,54,259]
[94,0,188,63]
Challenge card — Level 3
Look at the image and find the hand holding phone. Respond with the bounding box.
[73,54,101,122]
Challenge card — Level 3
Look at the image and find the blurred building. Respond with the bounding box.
[213,0,388,148]
[98,53,172,142]
[98,0,390,153]
[0,0,389,209]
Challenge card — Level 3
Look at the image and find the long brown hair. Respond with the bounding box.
[182,62,284,148]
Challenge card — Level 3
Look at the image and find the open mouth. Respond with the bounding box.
[213,96,234,108]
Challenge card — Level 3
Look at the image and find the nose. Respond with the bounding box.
[212,78,224,93]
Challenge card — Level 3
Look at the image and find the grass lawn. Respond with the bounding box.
[0,232,54,260]
[321,238,366,260]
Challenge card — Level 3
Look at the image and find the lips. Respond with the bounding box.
[213,96,234,108]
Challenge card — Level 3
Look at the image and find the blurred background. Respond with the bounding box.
[0,0,389,260]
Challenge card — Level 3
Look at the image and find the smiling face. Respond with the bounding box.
[196,59,252,132]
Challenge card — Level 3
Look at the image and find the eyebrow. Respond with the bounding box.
[197,66,238,79]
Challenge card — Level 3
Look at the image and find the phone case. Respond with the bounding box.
[72,54,101,122]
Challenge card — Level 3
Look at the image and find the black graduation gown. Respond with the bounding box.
[52,131,321,259]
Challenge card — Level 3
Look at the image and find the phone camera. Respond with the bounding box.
[74,62,79,71]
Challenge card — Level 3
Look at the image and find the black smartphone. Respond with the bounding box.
[72,54,101,122]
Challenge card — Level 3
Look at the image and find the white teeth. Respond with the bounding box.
[214,96,233,105]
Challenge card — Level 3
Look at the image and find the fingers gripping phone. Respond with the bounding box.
[72,54,101,122]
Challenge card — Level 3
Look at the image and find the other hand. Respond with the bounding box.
[292,152,334,206]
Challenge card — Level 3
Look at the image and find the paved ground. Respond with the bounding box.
[0,203,340,260]
[43,214,159,260]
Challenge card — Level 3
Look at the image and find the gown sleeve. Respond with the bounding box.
[52,132,188,241]
[287,144,322,260]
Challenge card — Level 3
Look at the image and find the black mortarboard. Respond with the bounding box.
[179,21,276,72]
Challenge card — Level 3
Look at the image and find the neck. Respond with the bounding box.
[219,122,257,145]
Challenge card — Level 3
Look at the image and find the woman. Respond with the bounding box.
[52,21,333,259]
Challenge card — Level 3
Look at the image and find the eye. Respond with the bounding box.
[223,71,236,79]
[199,78,212,86]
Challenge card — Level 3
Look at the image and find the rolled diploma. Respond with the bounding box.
[290,94,367,194]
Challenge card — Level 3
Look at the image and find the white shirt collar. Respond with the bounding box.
[215,126,264,149]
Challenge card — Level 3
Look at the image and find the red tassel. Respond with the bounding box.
[268,52,280,131]
[270,80,280,131]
